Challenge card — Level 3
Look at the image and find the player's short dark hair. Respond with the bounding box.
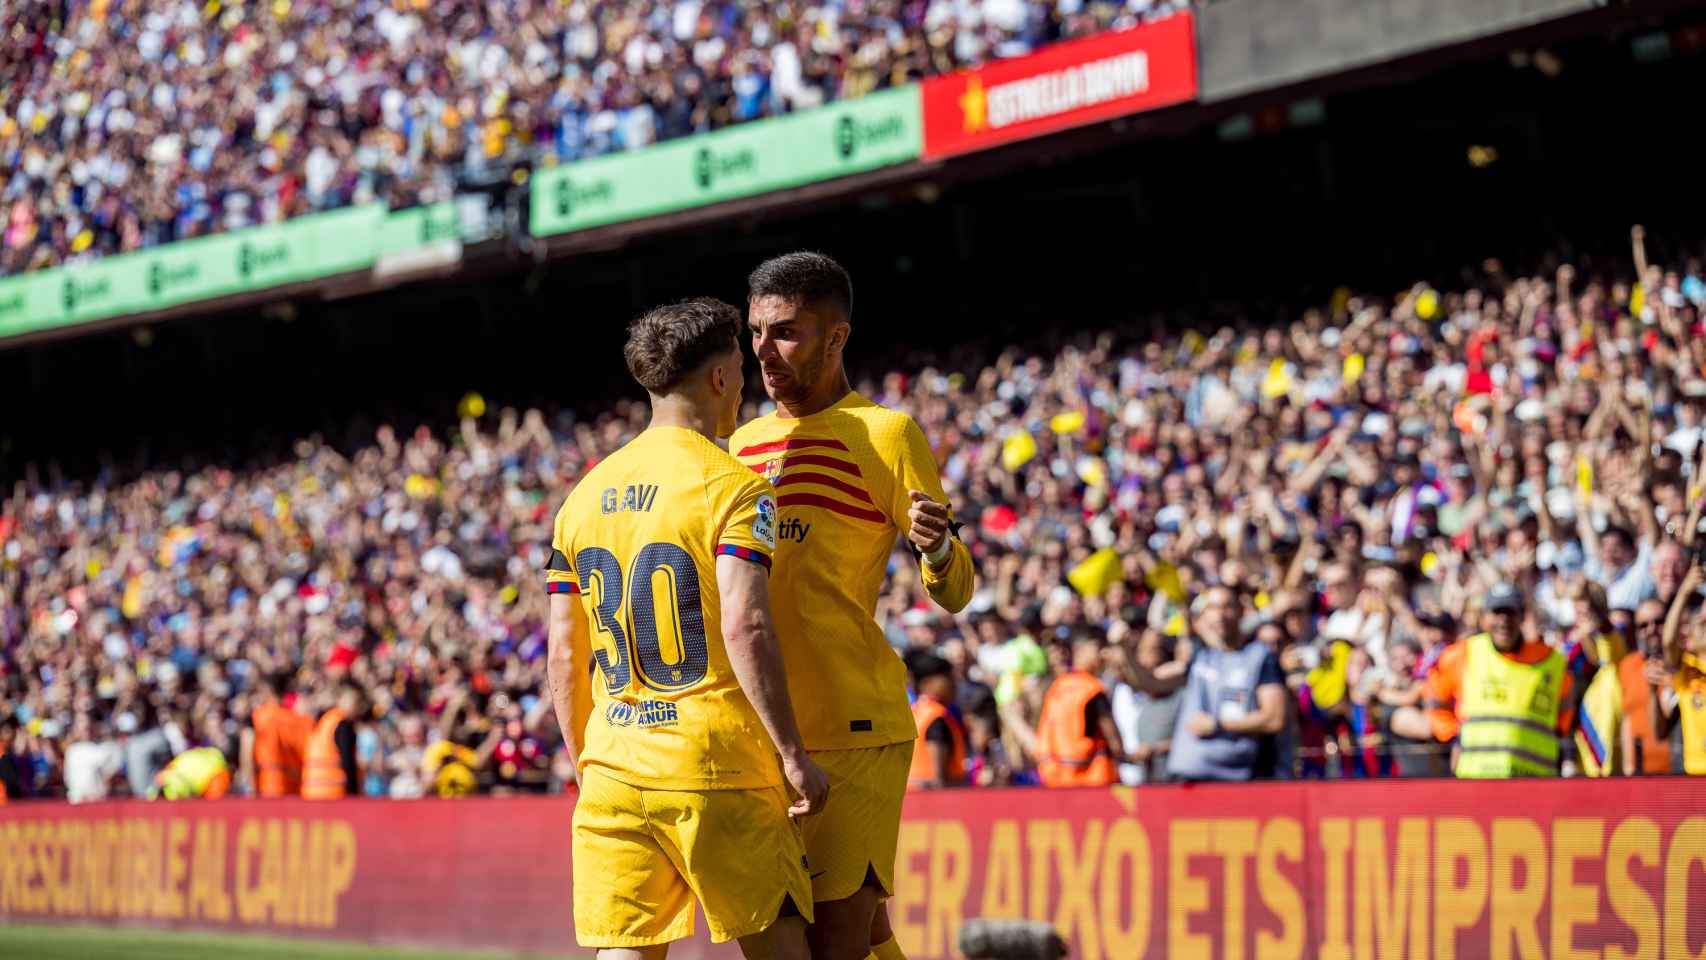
[624,298,742,394]
[748,251,853,321]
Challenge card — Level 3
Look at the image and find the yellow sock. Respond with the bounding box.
[870,935,906,960]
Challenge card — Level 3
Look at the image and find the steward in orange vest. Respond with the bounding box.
[303,686,364,800]
[906,651,966,790]
[243,674,313,797]
[1036,634,1122,787]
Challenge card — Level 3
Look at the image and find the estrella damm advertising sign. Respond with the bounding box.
[530,86,923,237]
[920,13,1198,159]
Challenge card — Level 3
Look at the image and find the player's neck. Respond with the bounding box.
[774,370,853,420]
[648,395,719,441]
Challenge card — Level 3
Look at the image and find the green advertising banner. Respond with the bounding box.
[3,84,923,342]
[129,205,374,319]
[531,86,923,237]
[0,204,440,342]
[0,270,66,340]
[375,202,463,255]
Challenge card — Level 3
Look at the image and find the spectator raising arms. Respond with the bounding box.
[8,229,1706,789]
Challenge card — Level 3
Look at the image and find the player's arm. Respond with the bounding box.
[717,553,829,816]
[894,418,975,613]
[546,592,587,780]
[544,521,590,778]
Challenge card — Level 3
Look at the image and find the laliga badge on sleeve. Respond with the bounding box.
[753,494,778,550]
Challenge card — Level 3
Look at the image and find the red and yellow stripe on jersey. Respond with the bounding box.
[546,426,783,791]
[729,392,974,751]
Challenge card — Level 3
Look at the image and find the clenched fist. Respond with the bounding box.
[907,489,951,558]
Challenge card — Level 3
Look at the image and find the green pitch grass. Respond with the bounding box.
[0,924,576,960]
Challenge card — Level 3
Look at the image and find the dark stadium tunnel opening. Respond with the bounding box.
[3,15,1705,484]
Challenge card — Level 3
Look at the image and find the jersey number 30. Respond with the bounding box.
[576,543,708,693]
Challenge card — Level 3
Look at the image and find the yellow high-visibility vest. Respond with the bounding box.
[157,747,229,800]
[1457,633,1564,778]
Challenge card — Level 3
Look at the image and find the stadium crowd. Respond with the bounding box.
[0,0,1188,277]
[4,227,1706,799]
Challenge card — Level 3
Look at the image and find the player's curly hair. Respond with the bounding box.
[748,251,853,321]
[623,297,742,394]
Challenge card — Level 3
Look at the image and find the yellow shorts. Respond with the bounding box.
[572,767,814,947]
[801,741,914,903]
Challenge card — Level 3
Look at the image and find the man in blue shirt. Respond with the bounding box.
[1166,586,1289,782]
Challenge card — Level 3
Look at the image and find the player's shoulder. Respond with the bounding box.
[727,410,781,450]
[840,392,925,449]
[645,427,754,485]
[556,436,652,519]
[559,455,616,512]
[700,440,771,502]
[601,427,762,513]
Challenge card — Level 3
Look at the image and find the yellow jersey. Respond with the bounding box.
[546,426,782,790]
[1675,652,1706,776]
[730,392,975,751]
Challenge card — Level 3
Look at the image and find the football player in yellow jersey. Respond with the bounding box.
[729,253,975,960]
[544,298,829,960]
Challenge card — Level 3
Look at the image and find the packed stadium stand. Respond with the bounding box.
[7,208,1706,797]
[2,0,1704,818]
[9,2,1706,956]
[1,0,1187,277]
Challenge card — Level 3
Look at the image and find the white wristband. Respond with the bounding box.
[924,538,952,568]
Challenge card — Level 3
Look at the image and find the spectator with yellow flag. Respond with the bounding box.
[1570,581,1630,777]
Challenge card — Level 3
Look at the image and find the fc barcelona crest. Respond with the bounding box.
[763,458,784,485]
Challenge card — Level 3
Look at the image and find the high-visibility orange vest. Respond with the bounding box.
[1424,640,1466,742]
[1618,654,1673,774]
[301,708,349,800]
[253,703,313,797]
[1037,671,1116,788]
[908,695,966,790]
